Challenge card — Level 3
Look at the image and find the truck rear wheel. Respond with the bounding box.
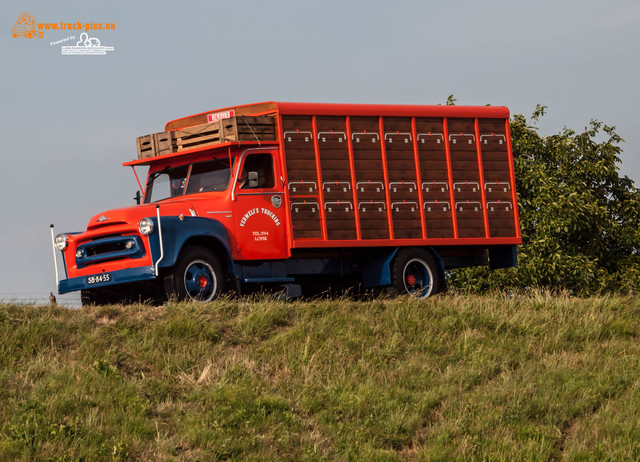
[164,246,226,302]
[390,248,443,298]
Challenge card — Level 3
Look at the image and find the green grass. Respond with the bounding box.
[1,294,639,461]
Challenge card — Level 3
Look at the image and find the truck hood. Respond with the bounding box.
[86,201,196,231]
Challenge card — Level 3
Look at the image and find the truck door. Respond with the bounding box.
[233,149,287,260]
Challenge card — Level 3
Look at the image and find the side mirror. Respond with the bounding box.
[248,171,259,188]
[134,190,142,205]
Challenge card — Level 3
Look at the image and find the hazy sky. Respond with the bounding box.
[2,0,639,304]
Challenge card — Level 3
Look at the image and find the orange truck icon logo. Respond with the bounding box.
[12,11,43,39]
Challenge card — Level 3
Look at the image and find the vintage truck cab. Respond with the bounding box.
[54,141,287,304]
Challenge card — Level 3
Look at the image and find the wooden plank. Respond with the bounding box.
[394,229,421,239]
[352,151,383,161]
[293,229,322,239]
[483,169,511,179]
[358,218,389,228]
[425,223,455,230]
[235,126,277,136]
[425,210,453,220]
[318,171,352,183]
[291,214,322,223]
[415,117,445,133]
[487,218,517,228]
[281,115,314,131]
[327,229,358,240]
[457,228,485,238]
[420,158,448,168]
[350,116,380,132]
[176,131,223,146]
[136,134,154,159]
[137,131,175,159]
[451,170,481,181]
[424,229,454,238]
[318,149,350,159]
[135,115,278,156]
[447,119,475,133]
[323,193,354,204]
[316,115,347,130]
[319,163,351,175]
[236,133,277,141]
[286,159,324,170]
[479,118,507,133]
[392,220,422,230]
[361,230,390,240]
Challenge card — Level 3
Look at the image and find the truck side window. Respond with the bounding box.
[239,153,274,189]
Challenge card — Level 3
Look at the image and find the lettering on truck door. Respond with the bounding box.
[233,149,287,259]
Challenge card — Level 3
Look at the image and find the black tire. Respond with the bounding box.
[80,283,143,306]
[81,288,108,306]
[390,248,443,298]
[80,286,123,306]
[164,246,226,302]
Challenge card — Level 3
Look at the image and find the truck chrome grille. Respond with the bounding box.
[76,235,145,268]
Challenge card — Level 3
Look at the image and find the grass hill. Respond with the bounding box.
[1,295,639,461]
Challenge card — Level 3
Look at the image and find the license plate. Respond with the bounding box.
[87,273,111,285]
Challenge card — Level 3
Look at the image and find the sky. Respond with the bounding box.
[1,0,639,305]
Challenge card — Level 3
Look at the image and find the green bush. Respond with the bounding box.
[450,105,640,295]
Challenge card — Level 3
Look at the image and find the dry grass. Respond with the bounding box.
[0,294,639,460]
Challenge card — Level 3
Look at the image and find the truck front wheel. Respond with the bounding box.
[81,288,111,306]
[164,246,226,302]
[390,248,443,298]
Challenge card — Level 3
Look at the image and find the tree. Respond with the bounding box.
[449,106,640,295]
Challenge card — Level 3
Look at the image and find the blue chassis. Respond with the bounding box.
[57,215,510,295]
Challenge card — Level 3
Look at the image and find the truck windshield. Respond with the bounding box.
[144,158,232,203]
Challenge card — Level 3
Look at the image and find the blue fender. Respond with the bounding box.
[362,248,399,287]
[146,216,235,275]
[362,246,445,288]
[428,247,447,283]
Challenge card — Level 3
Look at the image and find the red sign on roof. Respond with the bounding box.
[207,110,235,123]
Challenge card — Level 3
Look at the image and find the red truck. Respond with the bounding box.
[51,102,521,304]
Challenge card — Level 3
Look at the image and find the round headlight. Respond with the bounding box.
[54,234,68,251]
[138,218,154,235]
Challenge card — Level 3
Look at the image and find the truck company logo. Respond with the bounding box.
[239,208,281,227]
